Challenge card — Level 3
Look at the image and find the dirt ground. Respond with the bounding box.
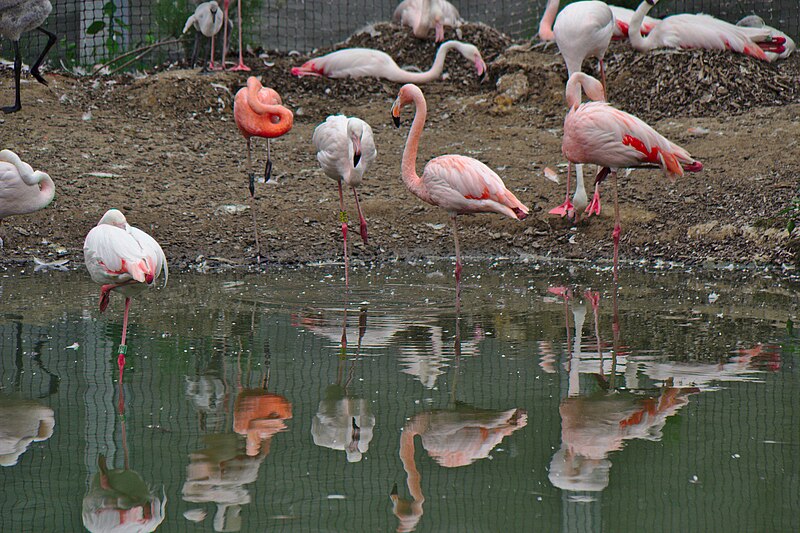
[1,23,798,272]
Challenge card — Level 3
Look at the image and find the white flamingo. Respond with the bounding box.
[393,0,463,42]
[182,1,225,69]
[0,149,55,247]
[736,14,795,60]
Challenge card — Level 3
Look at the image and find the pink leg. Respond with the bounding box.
[339,181,349,287]
[435,23,444,42]
[451,215,462,296]
[99,284,115,312]
[245,137,262,262]
[209,33,216,70]
[118,297,131,381]
[599,58,607,97]
[231,0,251,71]
[549,161,574,217]
[586,181,602,217]
[352,187,368,245]
[221,0,230,70]
[611,170,621,280]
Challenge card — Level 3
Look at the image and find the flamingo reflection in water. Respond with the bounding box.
[391,298,527,532]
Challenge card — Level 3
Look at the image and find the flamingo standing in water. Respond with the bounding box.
[628,0,786,61]
[391,83,529,290]
[182,1,225,69]
[221,0,250,70]
[0,149,55,247]
[0,0,57,113]
[313,115,377,286]
[233,77,293,262]
[83,209,168,377]
[393,0,463,42]
[561,72,702,274]
[291,40,486,83]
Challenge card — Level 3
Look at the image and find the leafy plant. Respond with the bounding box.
[86,1,130,57]
[778,197,800,235]
[153,0,192,39]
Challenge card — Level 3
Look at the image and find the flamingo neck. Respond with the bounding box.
[629,1,658,51]
[565,72,605,108]
[401,91,433,204]
[390,41,457,84]
[538,0,559,41]
[35,173,56,210]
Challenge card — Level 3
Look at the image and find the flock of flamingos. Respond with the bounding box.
[0,0,796,368]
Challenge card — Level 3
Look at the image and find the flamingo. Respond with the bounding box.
[220,0,250,71]
[0,0,57,113]
[312,115,377,286]
[291,40,486,84]
[561,72,702,274]
[608,5,659,40]
[628,0,786,62]
[233,77,293,262]
[83,209,168,377]
[737,15,795,61]
[391,83,529,290]
[393,0,463,42]
[538,0,614,90]
[0,149,55,247]
[182,1,225,70]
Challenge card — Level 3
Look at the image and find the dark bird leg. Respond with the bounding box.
[2,41,22,114]
[352,187,368,244]
[339,181,350,287]
[31,28,57,86]
[191,31,201,67]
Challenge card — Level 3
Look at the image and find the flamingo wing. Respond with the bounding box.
[554,1,614,74]
[422,155,528,219]
[128,225,168,287]
[83,225,153,285]
[298,49,397,79]
[313,115,351,180]
[652,14,770,59]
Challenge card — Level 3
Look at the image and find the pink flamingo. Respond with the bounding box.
[182,1,224,70]
[608,5,659,40]
[221,0,250,71]
[83,209,168,378]
[628,0,785,61]
[393,0,463,42]
[391,83,529,289]
[313,115,377,286]
[291,40,486,83]
[561,72,702,273]
[0,149,55,248]
[736,15,795,61]
[233,76,293,262]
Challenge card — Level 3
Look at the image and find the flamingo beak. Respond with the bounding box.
[391,100,401,127]
[475,56,487,82]
[352,134,362,167]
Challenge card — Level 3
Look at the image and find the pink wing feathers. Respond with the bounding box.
[647,14,775,60]
[421,155,529,219]
[291,49,395,78]
[84,224,167,289]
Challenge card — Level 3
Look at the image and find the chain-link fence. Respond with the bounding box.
[1,1,798,70]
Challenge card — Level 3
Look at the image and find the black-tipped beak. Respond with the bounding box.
[391,483,399,497]
[478,71,486,83]
[353,152,361,167]
[392,115,400,128]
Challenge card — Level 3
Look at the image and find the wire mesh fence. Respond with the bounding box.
[1,1,797,71]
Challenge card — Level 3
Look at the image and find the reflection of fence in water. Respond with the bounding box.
[4,1,798,66]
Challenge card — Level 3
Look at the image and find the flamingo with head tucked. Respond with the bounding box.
[561,72,702,275]
[0,149,55,247]
[291,40,486,83]
[233,77,293,262]
[0,0,57,113]
[736,14,795,61]
[391,83,529,292]
[628,0,786,61]
[221,0,250,71]
[83,209,168,376]
[182,1,225,69]
[393,0,463,42]
[313,115,377,286]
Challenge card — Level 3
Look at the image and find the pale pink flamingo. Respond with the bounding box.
[313,115,377,286]
[393,0,463,42]
[182,1,225,70]
[628,0,786,61]
[233,76,293,262]
[0,149,55,247]
[83,209,168,378]
[562,72,702,274]
[391,83,529,289]
[291,40,486,83]
[1,0,57,113]
[608,4,659,40]
[221,0,250,70]
[736,15,795,61]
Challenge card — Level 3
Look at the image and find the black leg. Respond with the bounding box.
[31,28,57,86]
[2,41,22,114]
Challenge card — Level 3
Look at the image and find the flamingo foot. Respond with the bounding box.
[435,24,445,42]
[586,191,601,217]
[359,220,368,245]
[584,290,600,309]
[231,61,251,72]
[548,199,574,217]
[612,224,622,244]
[99,286,114,312]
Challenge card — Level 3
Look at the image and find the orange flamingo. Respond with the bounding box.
[233,76,293,262]
[391,83,529,291]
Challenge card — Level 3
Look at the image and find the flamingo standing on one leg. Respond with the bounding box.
[0,0,57,113]
[391,83,529,294]
[561,72,702,276]
[313,115,377,286]
[221,0,250,71]
[233,76,293,262]
[182,1,225,70]
[83,209,168,379]
[0,149,55,248]
[628,0,786,61]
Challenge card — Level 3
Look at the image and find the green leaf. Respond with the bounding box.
[86,20,106,34]
[102,1,117,17]
[788,219,796,235]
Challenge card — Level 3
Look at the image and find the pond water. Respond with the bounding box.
[0,263,798,532]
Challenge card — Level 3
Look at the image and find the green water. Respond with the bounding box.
[0,263,798,532]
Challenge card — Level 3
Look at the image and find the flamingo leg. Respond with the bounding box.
[264,139,272,182]
[612,169,621,280]
[450,215,462,296]
[230,0,251,71]
[1,40,22,114]
[209,32,216,70]
[221,0,230,70]
[190,31,201,67]
[586,179,602,217]
[246,137,262,263]
[435,22,444,42]
[352,187,368,244]
[118,297,131,381]
[339,181,349,287]
[549,161,574,217]
[30,28,57,86]
[599,58,607,97]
